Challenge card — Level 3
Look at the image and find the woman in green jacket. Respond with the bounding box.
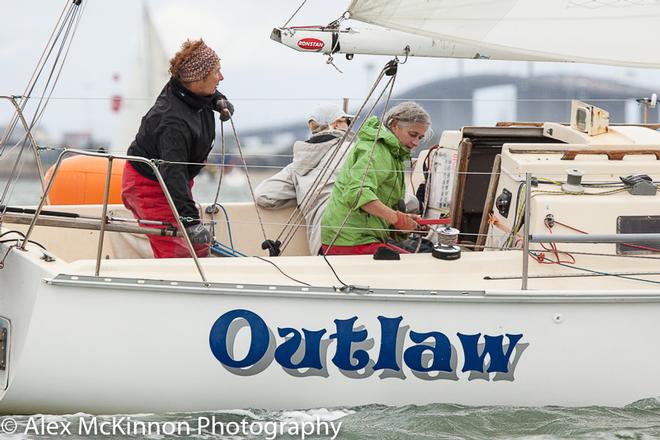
[321,101,431,255]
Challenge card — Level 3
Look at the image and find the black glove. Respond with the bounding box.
[185,223,212,245]
[215,99,235,122]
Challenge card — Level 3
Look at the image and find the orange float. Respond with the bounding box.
[44,155,126,205]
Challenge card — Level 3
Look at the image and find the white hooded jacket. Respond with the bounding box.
[255,129,353,255]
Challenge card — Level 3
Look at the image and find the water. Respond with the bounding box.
[3,399,660,439]
[2,171,257,207]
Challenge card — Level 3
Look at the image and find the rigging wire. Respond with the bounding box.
[282,0,309,28]
[323,60,400,255]
[0,0,86,219]
[226,115,269,243]
[9,96,655,103]
[0,0,70,154]
[276,63,392,253]
[207,122,227,242]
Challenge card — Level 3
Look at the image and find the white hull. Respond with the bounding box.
[2,115,660,414]
[1,240,659,414]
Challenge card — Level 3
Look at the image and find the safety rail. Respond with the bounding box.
[18,148,208,282]
[0,95,47,192]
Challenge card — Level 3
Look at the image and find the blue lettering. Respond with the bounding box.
[458,333,523,373]
[209,309,270,368]
[330,317,369,371]
[373,316,403,371]
[275,328,327,369]
[403,331,452,372]
[209,310,527,380]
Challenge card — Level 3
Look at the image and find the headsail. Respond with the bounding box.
[112,3,170,150]
[347,0,660,68]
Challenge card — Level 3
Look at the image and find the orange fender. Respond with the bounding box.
[44,156,126,205]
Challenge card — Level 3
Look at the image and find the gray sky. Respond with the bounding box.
[2,0,660,147]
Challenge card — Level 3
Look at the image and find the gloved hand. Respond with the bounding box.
[392,211,419,232]
[185,223,212,245]
[215,99,235,122]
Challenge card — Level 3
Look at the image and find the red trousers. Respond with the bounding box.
[121,162,209,258]
[321,242,409,256]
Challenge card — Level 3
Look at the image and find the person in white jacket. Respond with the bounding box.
[255,104,354,255]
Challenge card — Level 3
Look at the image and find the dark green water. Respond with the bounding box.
[3,398,660,440]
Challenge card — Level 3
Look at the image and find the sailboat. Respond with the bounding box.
[112,2,170,151]
[1,0,660,414]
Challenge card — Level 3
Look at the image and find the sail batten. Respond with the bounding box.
[347,0,660,67]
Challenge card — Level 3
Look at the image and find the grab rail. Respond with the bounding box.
[19,148,208,283]
[530,233,660,243]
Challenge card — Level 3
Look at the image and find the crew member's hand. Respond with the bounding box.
[185,223,212,245]
[216,99,235,122]
[392,211,419,232]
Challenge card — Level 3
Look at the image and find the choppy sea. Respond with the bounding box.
[4,177,660,439]
[3,399,660,440]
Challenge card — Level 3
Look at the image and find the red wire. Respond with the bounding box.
[555,220,660,253]
[533,219,576,265]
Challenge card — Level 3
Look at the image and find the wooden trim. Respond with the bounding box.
[449,139,472,230]
[561,150,660,160]
[475,154,501,251]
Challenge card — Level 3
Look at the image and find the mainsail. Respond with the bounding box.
[347,0,660,68]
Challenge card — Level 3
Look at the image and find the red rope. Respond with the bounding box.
[555,219,660,253]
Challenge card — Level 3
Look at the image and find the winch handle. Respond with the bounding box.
[416,217,452,226]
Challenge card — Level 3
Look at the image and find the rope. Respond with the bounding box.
[226,115,269,243]
[281,66,395,253]
[211,122,226,207]
[253,256,311,286]
[323,63,400,255]
[539,255,660,286]
[276,64,392,253]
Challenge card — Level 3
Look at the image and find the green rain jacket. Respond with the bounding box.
[321,116,410,246]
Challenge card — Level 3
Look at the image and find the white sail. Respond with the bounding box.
[347,0,660,68]
[111,3,170,151]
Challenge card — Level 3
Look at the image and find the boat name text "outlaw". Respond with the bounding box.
[208,309,527,380]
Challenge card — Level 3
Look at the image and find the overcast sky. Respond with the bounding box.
[2,0,660,148]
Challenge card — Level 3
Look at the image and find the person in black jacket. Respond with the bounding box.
[121,39,233,258]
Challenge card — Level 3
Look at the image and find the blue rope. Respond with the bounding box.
[530,251,660,286]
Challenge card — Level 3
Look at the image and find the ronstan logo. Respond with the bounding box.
[297,38,325,51]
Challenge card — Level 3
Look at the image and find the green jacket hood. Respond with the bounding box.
[358,116,410,161]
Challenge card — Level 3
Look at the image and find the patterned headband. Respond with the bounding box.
[178,42,220,83]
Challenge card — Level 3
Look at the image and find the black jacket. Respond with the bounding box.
[127,77,226,224]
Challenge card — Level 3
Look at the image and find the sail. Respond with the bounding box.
[347,0,660,68]
[111,3,170,151]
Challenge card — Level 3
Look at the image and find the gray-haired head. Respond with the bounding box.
[383,101,431,131]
